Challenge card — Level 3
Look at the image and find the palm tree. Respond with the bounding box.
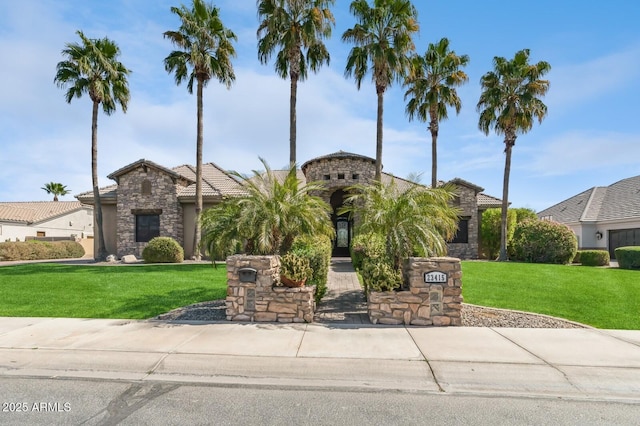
[200,158,334,258]
[477,49,550,261]
[257,0,335,168]
[54,31,130,260]
[164,0,237,260]
[404,37,469,189]
[342,0,419,181]
[340,179,459,271]
[41,182,70,201]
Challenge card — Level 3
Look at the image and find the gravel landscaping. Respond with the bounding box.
[155,300,587,328]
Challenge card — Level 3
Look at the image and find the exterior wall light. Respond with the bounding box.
[595,231,603,240]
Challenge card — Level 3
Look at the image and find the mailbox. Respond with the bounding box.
[238,267,257,283]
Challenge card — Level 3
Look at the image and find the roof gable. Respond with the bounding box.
[107,159,192,185]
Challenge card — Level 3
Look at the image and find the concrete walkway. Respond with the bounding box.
[314,257,369,324]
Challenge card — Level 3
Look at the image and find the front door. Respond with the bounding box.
[333,216,351,257]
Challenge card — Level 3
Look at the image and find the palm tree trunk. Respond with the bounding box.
[193,78,204,261]
[429,111,439,189]
[498,142,513,261]
[375,88,384,182]
[290,74,297,169]
[92,100,107,261]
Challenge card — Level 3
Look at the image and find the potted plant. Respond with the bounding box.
[279,252,313,288]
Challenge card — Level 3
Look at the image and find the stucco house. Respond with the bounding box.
[77,151,501,260]
[537,175,640,259]
[0,201,93,242]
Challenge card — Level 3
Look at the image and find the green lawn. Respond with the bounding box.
[0,263,227,319]
[462,261,640,329]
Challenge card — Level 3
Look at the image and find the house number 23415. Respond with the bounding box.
[424,271,447,283]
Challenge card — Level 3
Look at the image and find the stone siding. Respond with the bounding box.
[115,167,184,258]
[302,156,376,203]
[447,185,479,259]
[368,257,462,326]
[226,255,315,323]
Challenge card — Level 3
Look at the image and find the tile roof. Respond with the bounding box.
[477,193,504,209]
[538,175,640,223]
[0,201,90,224]
[76,161,245,203]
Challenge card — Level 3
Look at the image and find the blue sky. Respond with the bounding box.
[1,0,639,211]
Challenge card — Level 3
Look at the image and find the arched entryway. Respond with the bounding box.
[330,189,352,257]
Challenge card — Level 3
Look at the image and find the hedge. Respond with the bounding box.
[578,250,610,267]
[0,240,85,261]
[615,246,640,270]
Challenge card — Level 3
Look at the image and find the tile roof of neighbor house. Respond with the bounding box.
[76,160,245,203]
[538,175,640,223]
[0,201,90,224]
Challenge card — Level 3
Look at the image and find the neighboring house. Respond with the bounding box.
[537,175,640,259]
[77,152,501,260]
[0,201,93,242]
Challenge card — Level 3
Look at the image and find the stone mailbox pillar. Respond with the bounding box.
[368,257,463,326]
[226,255,315,323]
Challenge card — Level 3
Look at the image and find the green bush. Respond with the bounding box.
[510,219,577,264]
[578,250,610,267]
[350,232,385,271]
[279,252,313,282]
[615,246,640,270]
[572,251,581,264]
[480,208,517,259]
[290,234,331,303]
[0,240,85,261]
[142,237,184,263]
[360,257,403,293]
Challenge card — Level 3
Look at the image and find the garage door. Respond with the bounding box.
[609,228,640,259]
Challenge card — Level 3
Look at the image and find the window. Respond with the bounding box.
[338,173,345,179]
[323,174,330,180]
[37,231,46,237]
[136,214,160,242]
[451,218,469,244]
[352,174,359,180]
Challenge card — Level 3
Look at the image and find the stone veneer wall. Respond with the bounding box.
[226,255,315,323]
[447,185,479,259]
[302,156,376,203]
[116,167,184,258]
[368,257,462,326]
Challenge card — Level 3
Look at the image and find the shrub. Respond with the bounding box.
[350,232,385,271]
[510,219,577,264]
[360,257,402,293]
[290,234,332,303]
[615,246,640,270]
[142,237,184,263]
[572,250,581,264]
[279,252,313,282]
[0,240,84,261]
[578,250,610,267]
[480,208,517,259]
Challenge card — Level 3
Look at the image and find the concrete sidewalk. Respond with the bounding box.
[1,317,639,402]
